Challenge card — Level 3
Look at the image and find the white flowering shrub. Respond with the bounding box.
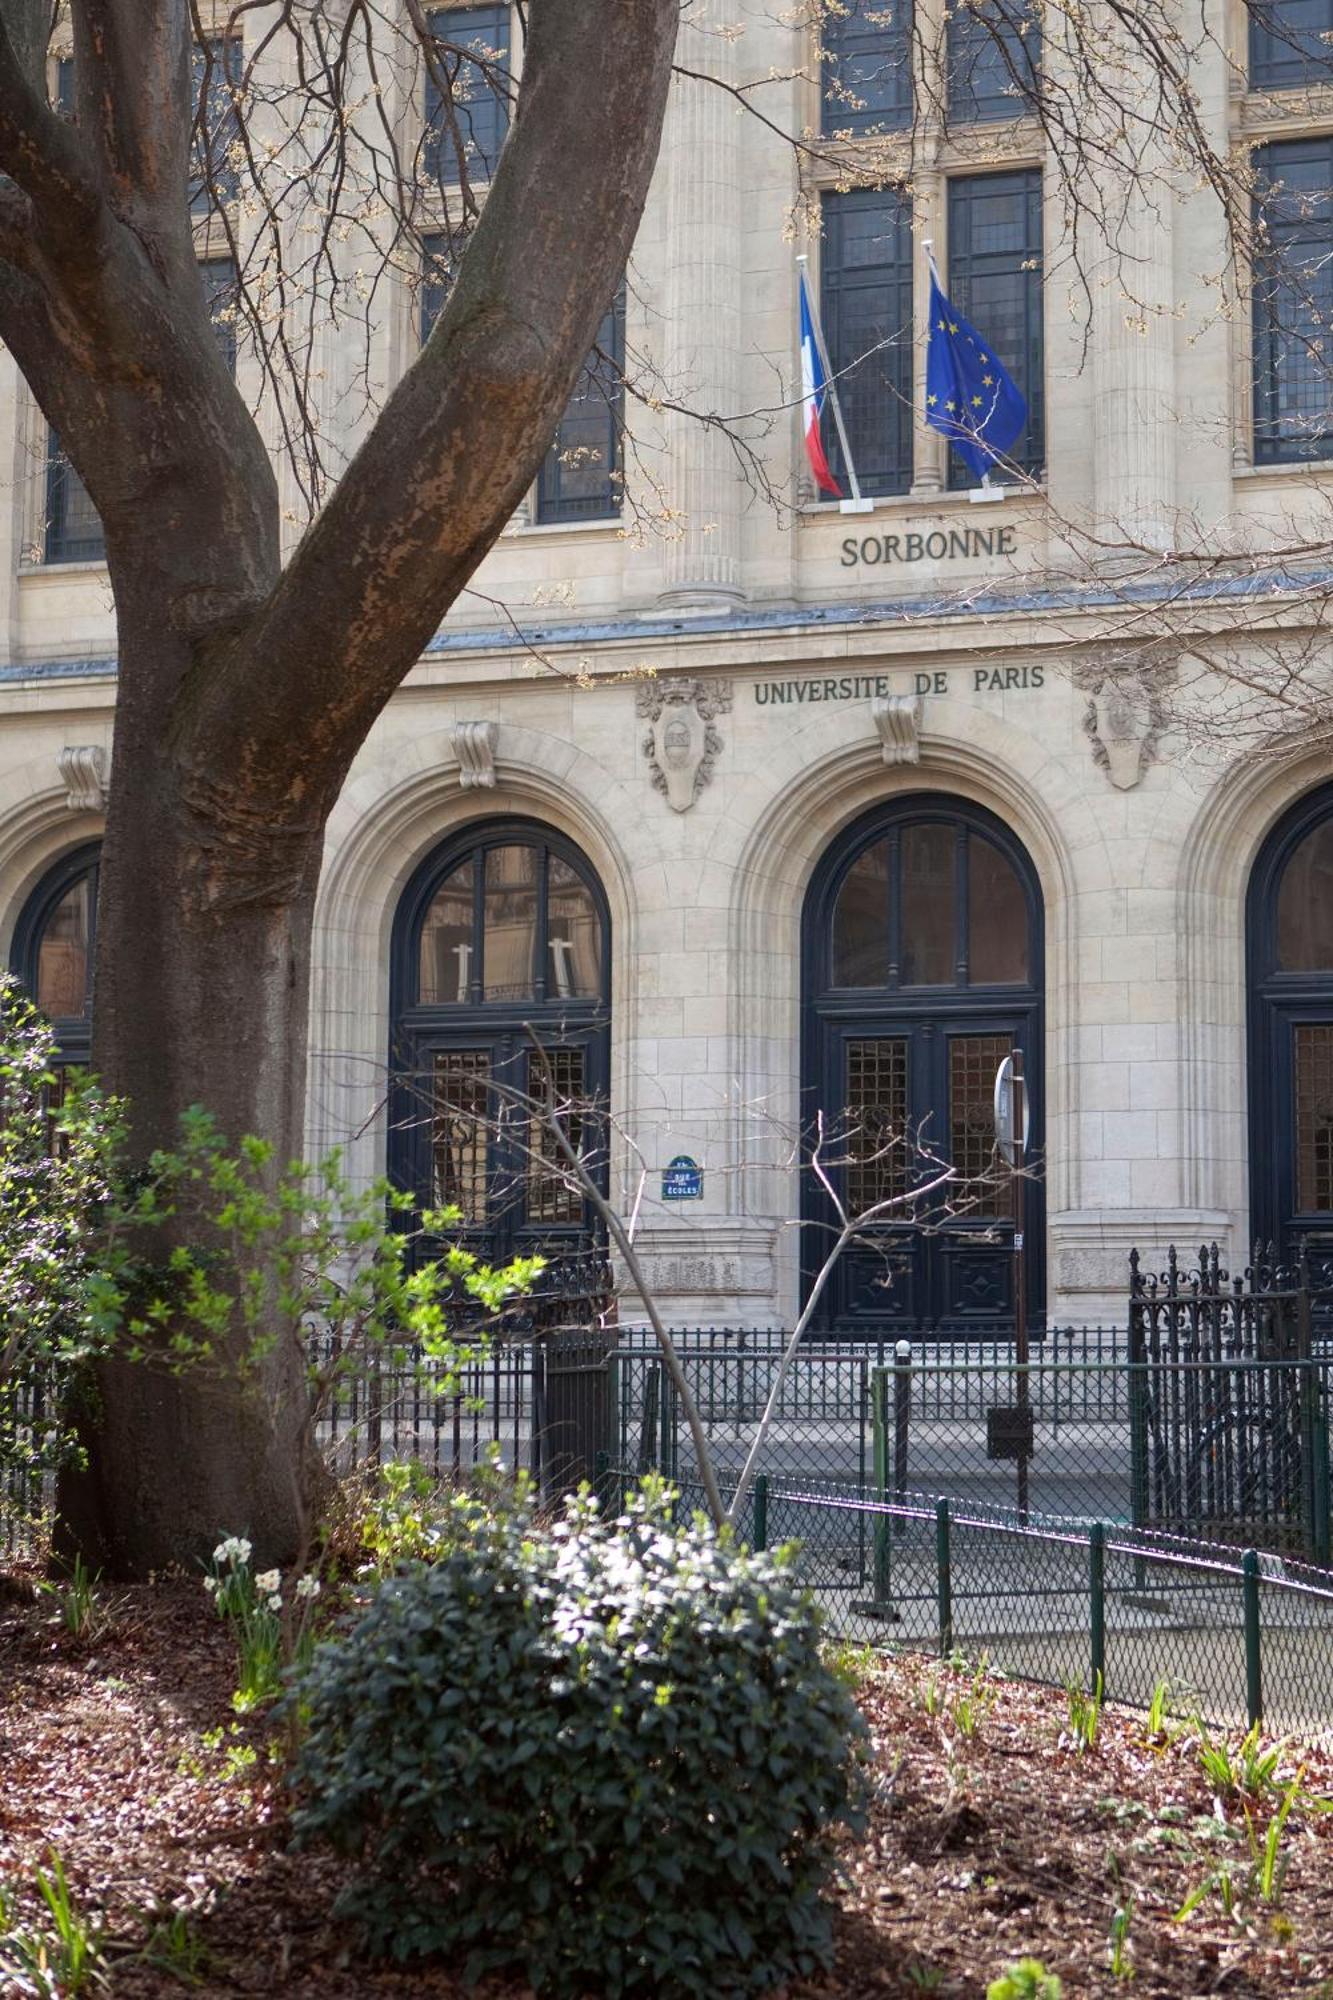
[289,1486,867,1997]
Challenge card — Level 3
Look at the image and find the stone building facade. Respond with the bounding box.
[4,1,1333,1333]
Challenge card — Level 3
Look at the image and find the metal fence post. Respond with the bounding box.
[753,1472,768,1552]
[894,1339,913,1499]
[871,1365,891,1604]
[1089,1521,1106,1693]
[936,1497,953,1657]
[1243,1548,1263,1729]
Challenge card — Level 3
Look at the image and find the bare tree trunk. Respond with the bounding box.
[57,597,329,1575]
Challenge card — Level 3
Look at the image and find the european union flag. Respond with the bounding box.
[925,272,1027,483]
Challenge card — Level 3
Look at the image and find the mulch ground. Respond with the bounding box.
[2,1575,1332,1997]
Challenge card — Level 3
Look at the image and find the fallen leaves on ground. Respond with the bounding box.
[1,1579,1331,1996]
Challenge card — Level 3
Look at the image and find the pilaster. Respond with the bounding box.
[656,6,746,611]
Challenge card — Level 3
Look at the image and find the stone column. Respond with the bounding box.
[912,159,947,498]
[656,6,745,611]
[1091,150,1177,551]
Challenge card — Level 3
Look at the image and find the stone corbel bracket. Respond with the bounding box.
[58,744,108,812]
[870,692,923,766]
[452,720,498,791]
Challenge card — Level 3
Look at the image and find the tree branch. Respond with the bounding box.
[179,0,679,813]
[0,7,96,221]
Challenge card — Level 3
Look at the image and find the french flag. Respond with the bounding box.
[799,268,842,500]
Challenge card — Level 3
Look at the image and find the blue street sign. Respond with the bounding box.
[662,1154,703,1200]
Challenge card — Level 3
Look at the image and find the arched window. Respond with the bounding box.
[803,796,1043,1336]
[1248,785,1333,1270]
[10,843,100,1067]
[389,820,611,1275]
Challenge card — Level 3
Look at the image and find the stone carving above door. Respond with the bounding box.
[870,692,923,766]
[636,676,732,812]
[58,744,108,812]
[451,720,498,790]
[1073,650,1173,791]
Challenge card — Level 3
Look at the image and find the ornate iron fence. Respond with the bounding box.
[1129,1244,1332,1557]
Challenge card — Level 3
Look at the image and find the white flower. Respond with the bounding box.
[266,1594,282,1614]
[255,1569,281,1596]
[295,1575,321,1600]
[212,1535,252,1568]
[202,1575,219,1595]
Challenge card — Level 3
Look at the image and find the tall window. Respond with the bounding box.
[389,821,611,1272]
[1253,138,1333,466]
[1247,785,1333,1274]
[535,290,625,523]
[820,188,914,497]
[11,845,101,1069]
[1249,0,1333,87]
[947,0,1040,121]
[189,35,243,214]
[821,0,913,134]
[424,4,511,187]
[946,170,1044,484]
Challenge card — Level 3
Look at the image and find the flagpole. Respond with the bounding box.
[796,253,868,510]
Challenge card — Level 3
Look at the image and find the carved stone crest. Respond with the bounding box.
[58,744,108,812]
[1072,651,1173,791]
[870,692,923,767]
[451,720,497,790]
[636,677,732,812]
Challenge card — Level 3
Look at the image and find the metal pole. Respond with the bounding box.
[1090,1521,1106,1693]
[1242,1548,1263,1729]
[893,1338,912,1499]
[796,253,865,504]
[1013,1046,1030,1522]
[753,1472,769,1552]
[936,1497,953,1657]
[872,1365,891,1605]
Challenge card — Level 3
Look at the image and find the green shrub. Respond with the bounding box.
[289,1485,867,1997]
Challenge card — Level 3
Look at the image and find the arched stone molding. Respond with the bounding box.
[1176,742,1333,1248]
[715,700,1083,1327]
[308,721,640,1193]
[0,756,105,964]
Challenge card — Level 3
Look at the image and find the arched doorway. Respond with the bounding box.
[1247,783,1333,1281]
[802,795,1044,1335]
[10,841,101,1072]
[388,818,611,1283]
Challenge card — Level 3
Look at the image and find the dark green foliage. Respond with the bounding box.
[289,1486,867,1997]
[0,978,126,1522]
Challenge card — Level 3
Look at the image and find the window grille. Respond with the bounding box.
[1249,0,1333,87]
[820,188,914,497]
[947,0,1040,122]
[432,1051,492,1217]
[424,4,511,187]
[1295,1024,1333,1212]
[949,1032,1012,1215]
[821,0,913,135]
[534,290,625,523]
[1253,138,1333,466]
[846,1038,910,1211]
[527,1047,586,1225]
[946,170,1044,486]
